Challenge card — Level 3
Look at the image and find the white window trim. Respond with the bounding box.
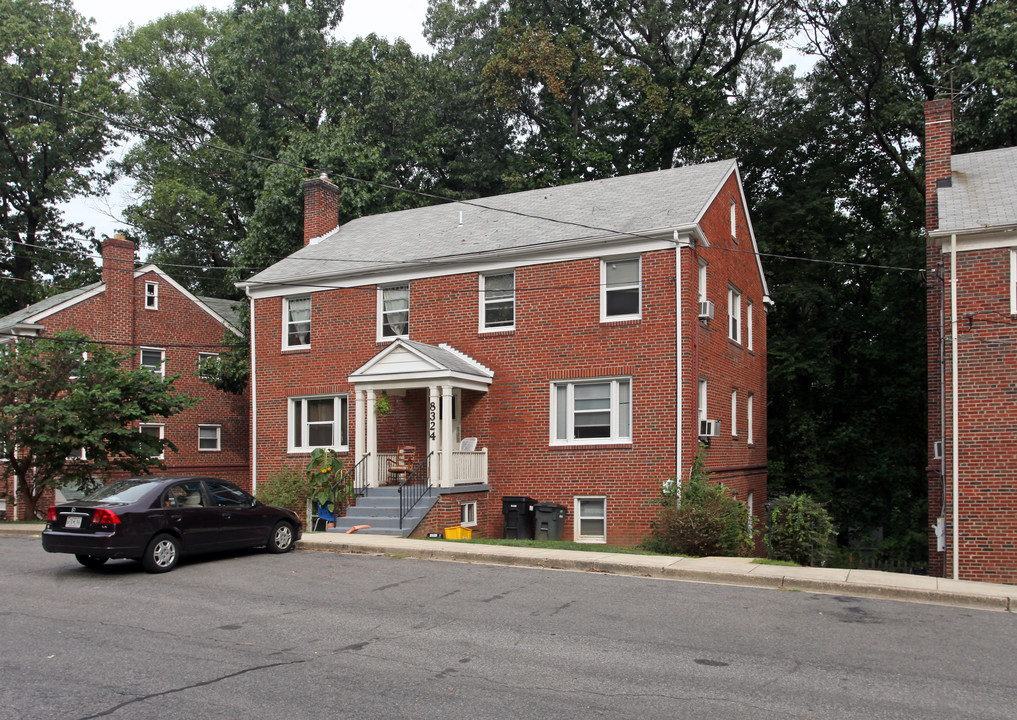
[145,281,159,310]
[728,286,742,344]
[574,496,607,544]
[550,377,632,446]
[198,424,221,452]
[698,378,708,422]
[746,300,754,351]
[139,423,165,460]
[600,256,641,322]
[479,271,515,332]
[698,261,708,304]
[378,284,410,341]
[730,197,738,241]
[283,296,311,350]
[288,395,349,453]
[460,501,478,527]
[140,347,165,378]
[731,389,738,437]
[197,352,218,379]
[747,393,755,445]
[1011,249,1017,315]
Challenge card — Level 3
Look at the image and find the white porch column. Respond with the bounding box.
[427,385,439,486]
[354,388,366,469]
[365,388,378,487]
[440,384,453,488]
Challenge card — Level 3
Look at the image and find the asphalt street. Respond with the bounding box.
[2,536,1016,719]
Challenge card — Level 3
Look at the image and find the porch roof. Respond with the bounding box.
[349,339,494,392]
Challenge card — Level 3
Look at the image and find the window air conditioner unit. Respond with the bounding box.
[699,419,720,438]
[698,301,715,320]
[933,441,943,460]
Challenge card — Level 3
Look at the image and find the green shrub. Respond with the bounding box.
[765,493,835,566]
[255,466,313,515]
[641,450,752,557]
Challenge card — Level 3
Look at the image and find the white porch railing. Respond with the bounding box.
[374,448,488,486]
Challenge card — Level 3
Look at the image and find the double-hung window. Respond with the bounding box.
[139,424,164,460]
[747,393,755,445]
[145,282,158,309]
[380,284,409,339]
[198,425,221,451]
[289,395,348,452]
[602,257,640,320]
[728,286,742,343]
[140,348,165,378]
[284,296,311,349]
[575,497,607,543]
[551,377,632,445]
[731,389,738,437]
[746,300,754,351]
[197,352,218,379]
[481,271,515,331]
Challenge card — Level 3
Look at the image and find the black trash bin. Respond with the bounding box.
[502,496,536,539]
[533,502,567,541]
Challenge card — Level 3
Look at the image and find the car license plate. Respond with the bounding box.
[65,516,82,529]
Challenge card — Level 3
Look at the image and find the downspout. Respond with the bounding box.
[249,295,258,494]
[937,254,947,575]
[950,233,959,580]
[674,231,691,498]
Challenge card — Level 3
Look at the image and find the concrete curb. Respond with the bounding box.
[296,533,1016,613]
[6,523,1013,612]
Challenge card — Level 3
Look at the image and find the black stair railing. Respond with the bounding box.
[397,452,433,530]
[329,453,370,513]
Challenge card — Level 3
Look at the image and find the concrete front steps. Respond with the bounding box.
[331,485,438,537]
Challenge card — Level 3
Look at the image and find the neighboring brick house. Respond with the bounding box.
[242,162,769,545]
[0,236,250,520]
[925,99,1017,583]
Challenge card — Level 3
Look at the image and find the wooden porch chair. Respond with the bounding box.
[386,446,416,485]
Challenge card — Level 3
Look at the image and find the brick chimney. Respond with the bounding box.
[924,99,954,233]
[303,173,341,246]
[101,234,135,345]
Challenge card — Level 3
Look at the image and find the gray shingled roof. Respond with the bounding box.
[198,296,243,330]
[245,160,737,286]
[403,340,493,378]
[0,282,100,329]
[938,146,1017,233]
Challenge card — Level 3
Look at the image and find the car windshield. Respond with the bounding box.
[84,479,163,504]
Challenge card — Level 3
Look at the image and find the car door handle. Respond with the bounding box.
[170,515,182,523]
[221,512,231,520]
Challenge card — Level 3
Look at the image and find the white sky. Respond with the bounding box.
[65,0,432,237]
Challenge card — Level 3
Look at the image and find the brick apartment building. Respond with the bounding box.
[925,99,1017,583]
[0,237,249,520]
[242,161,769,545]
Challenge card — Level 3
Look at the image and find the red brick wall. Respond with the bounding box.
[928,245,1017,583]
[253,175,766,548]
[924,99,953,231]
[303,176,341,246]
[3,257,252,520]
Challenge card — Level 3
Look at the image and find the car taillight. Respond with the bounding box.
[47,506,57,522]
[92,508,121,525]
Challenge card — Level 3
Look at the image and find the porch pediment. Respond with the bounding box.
[349,339,493,392]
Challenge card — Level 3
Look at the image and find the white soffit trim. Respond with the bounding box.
[26,284,105,324]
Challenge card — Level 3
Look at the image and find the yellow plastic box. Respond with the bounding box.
[444,526,473,540]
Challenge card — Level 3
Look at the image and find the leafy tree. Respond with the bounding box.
[0,332,195,519]
[427,0,797,184]
[0,0,123,315]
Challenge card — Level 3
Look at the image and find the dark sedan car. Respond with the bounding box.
[42,476,302,573]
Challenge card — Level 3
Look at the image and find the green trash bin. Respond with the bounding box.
[533,502,567,541]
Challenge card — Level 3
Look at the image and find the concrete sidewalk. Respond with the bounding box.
[6,522,1015,613]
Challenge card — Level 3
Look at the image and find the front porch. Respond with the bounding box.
[338,340,495,535]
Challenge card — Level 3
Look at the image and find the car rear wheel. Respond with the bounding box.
[267,522,295,553]
[75,554,108,569]
[142,534,180,573]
